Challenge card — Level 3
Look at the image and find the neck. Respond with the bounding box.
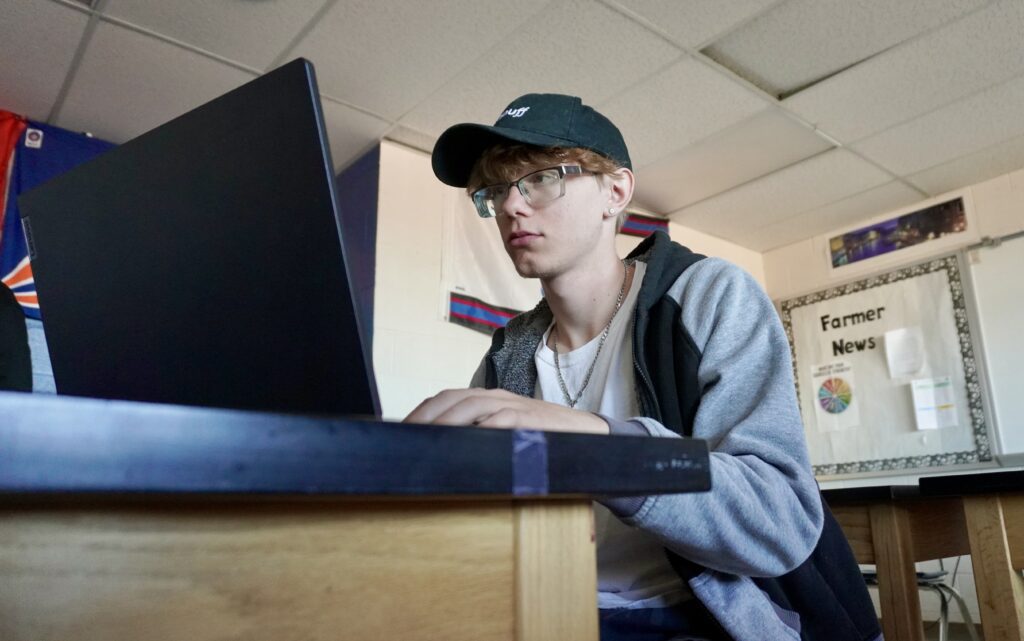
[542,251,631,351]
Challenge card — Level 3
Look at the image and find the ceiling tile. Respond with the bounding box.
[55,21,256,143]
[384,125,436,154]
[396,0,682,136]
[598,57,770,168]
[703,0,986,97]
[905,132,1024,197]
[851,72,1024,177]
[784,0,1024,143]
[0,0,88,121]
[733,181,923,251]
[291,0,549,121]
[609,0,780,48]
[103,0,326,70]
[633,107,832,213]
[670,148,892,239]
[321,98,390,172]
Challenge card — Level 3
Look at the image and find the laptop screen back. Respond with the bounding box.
[18,59,380,417]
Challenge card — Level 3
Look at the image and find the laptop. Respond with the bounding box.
[18,58,381,418]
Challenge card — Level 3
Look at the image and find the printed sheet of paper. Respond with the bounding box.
[884,327,925,378]
[911,377,958,431]
[811,361,860,432]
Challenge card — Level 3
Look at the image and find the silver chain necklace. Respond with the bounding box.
[552,261,630,409]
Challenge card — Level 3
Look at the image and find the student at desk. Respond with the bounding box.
[0,282,31,392]
[406,94,878,641]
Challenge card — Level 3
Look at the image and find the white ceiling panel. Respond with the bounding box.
[321,97,390,172]
[103,0,327,70]
[703,0,986,97]
[852,72,1024,177]
[633,108,833,213]
[906,132,1024,197]
[0,0,88,121]
[56,21,256,143]
[784,0,1024,143]
[384,125,437,154]
[291,0,550,121]
[609,0,780,48]
[397,0,682,137]
[599,57,770,168]
[670,148,892,240]
[732,180,923,251]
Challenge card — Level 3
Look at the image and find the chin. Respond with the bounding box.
[506,252,545,279]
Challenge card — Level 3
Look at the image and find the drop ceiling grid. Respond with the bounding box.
[395,0,682,137]
[702,0,988,97]
[852,71,1024,177]
[783,0,1024,144]
[733,181,923,251]
[598,57,771,169]
[0,0,90,123]
[632,109,834,213]
[289,0,551,122]
[603,0,782,50]
[55,20,256,143]
[670,149,893,239]
[319,99,391,172]
[100,0,329,70]
[906,131,1024,197]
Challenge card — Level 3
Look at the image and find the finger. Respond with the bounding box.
[433,395,512,427]
[403,388,474,424]
[474,408,522,429]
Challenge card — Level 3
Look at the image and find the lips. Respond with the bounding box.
[508,231,541,247]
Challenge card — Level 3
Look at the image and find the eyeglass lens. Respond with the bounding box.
[473,168,566,218]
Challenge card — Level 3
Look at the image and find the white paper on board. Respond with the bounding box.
[884,327,925,378]
[811,361,860,432]
[911,377,957,431]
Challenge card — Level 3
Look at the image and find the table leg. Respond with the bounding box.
[963,495,1024,641]
[870,503,925,641]
[514,500,598,641]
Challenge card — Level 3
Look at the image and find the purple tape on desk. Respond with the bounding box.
[513,430,549,496]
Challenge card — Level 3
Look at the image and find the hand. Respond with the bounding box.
[403,388,609,434]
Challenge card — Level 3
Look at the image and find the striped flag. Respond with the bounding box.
[620,212,670,238]
[448,292,521,335]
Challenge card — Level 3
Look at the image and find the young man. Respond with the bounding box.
[408,94,879,641]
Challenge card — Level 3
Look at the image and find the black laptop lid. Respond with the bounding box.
[18,59,380,417]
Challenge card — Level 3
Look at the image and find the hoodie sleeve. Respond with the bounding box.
[607,258,823,578]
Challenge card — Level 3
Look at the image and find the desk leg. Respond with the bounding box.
[870,503,924,641]
[514,500,598,641]
[964,495,1024,641]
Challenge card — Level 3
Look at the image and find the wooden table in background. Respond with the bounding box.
[824,472,1024,641]
[0,392,711,641]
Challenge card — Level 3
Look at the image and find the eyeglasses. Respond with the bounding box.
[471,165,594,218]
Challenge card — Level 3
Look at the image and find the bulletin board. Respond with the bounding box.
[779,254,991,476]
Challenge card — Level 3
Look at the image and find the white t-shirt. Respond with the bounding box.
[534,261,689,610]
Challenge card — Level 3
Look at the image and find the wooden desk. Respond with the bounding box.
[920,471,1024,641]
[824,474,1024,641]
[0,392,711,641]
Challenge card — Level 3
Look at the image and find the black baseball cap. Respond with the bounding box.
[431,93,631,188]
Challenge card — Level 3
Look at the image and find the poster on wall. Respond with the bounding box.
[779,254,990,476]
[828,198,967,270]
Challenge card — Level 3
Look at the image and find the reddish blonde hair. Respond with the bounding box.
[467,145,630,228]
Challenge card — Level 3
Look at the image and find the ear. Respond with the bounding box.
[605,168,635,215]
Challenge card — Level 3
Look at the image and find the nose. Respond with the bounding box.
[499,183,532,219]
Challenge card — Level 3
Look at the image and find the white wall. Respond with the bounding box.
[764,169,1024,301]
[762,166,1024,626]
[373,140,767,420]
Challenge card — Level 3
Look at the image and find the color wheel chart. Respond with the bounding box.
[818,378,853,414]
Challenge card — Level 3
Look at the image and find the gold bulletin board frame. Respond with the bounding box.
[779,254,991,476]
